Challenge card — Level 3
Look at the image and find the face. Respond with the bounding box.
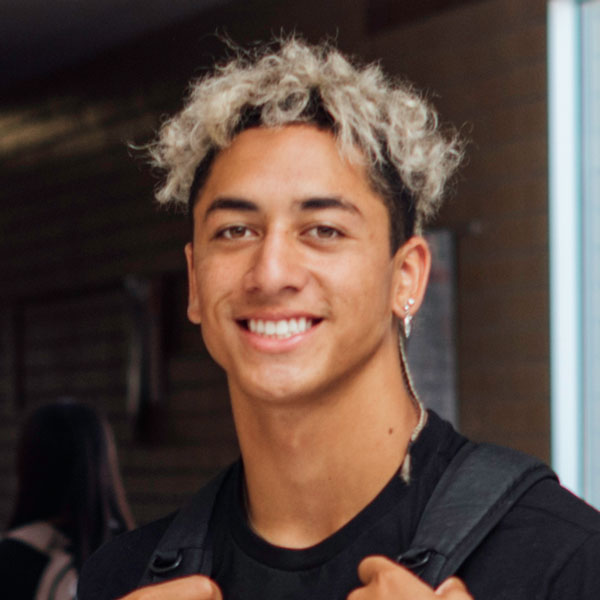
[185,125,414,405]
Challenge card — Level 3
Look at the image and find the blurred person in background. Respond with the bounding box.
[0,399,134,600]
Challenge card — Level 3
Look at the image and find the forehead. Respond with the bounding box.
[196,124,378,206]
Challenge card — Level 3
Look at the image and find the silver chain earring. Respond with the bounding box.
[403,298,415,338]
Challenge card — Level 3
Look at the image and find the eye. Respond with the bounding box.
[216,225,255,240]
[305,225,343,240]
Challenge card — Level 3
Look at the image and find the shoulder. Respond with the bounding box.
[461,471,600,599]
[78,464,237,600]
[78,514,174,600]
[516,476,600,533]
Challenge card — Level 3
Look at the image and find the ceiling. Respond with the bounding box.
[1,0,230,90]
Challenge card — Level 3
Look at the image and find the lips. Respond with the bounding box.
[243,317,318,339]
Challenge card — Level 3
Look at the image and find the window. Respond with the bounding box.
[548,0,600,505]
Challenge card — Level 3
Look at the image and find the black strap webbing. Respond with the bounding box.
[397,441,556,588]
[138,467,231,587]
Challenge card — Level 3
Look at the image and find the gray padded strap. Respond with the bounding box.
[398,442,556,588]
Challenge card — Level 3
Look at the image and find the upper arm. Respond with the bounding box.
[549,532,600,600]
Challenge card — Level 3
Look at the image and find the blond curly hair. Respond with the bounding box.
[149,37,463,247]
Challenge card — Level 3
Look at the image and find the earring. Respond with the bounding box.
[403,298,415,339]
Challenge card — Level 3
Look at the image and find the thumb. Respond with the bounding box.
[357,555,398,585]
[435,576,471,597]
[123,575,223,600]
[200,577,223,600]
[181,576,223,600]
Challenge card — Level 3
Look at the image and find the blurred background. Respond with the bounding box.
[1,0,598,526]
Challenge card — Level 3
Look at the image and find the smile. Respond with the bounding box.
[245,317,317,339]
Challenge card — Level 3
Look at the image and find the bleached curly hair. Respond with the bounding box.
[149,36,463,249]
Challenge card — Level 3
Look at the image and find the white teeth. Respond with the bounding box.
[247,317,314,339]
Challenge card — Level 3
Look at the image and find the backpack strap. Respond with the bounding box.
[138,442,556,591]
[138,465,233,587]
[397,441,557,589]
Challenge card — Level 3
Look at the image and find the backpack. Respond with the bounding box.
[138,441,556,590]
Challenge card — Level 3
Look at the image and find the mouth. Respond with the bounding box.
[238,317,322,339]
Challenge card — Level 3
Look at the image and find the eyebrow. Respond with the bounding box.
[202,195,362,221]
[203,198,259,222]
[296,196,361,216]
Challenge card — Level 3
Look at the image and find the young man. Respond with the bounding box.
[78,39,600,600]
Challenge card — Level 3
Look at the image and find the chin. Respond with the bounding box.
[249,381,310,404]
[233,369,322,406]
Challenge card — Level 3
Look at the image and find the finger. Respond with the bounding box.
[435,577,472,598]
[121,575,223,600]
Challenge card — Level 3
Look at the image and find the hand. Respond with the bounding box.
[347,556,472,599]
[118,575,223,600]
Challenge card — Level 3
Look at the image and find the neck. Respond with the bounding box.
[229,351,421,549]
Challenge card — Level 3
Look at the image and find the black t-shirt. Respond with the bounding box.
[210,413,465,600]
[78,411,600,599]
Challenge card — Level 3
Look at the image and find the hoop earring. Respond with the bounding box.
[403,298,415,339]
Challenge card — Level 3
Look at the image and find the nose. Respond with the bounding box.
[243,229,309,297]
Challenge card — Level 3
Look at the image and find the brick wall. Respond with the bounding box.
[364,0,549,457]
[0,0,550,527]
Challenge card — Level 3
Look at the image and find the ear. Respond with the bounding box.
[184,242,202,325]
[390,236,432,319]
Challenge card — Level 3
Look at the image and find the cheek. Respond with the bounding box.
[322,253,394,313]
[194,256,242,316]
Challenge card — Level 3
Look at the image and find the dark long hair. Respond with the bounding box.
[8,399,134,570]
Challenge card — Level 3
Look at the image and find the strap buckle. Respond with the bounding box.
[396,548,432,576]
[150,551,183,575]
